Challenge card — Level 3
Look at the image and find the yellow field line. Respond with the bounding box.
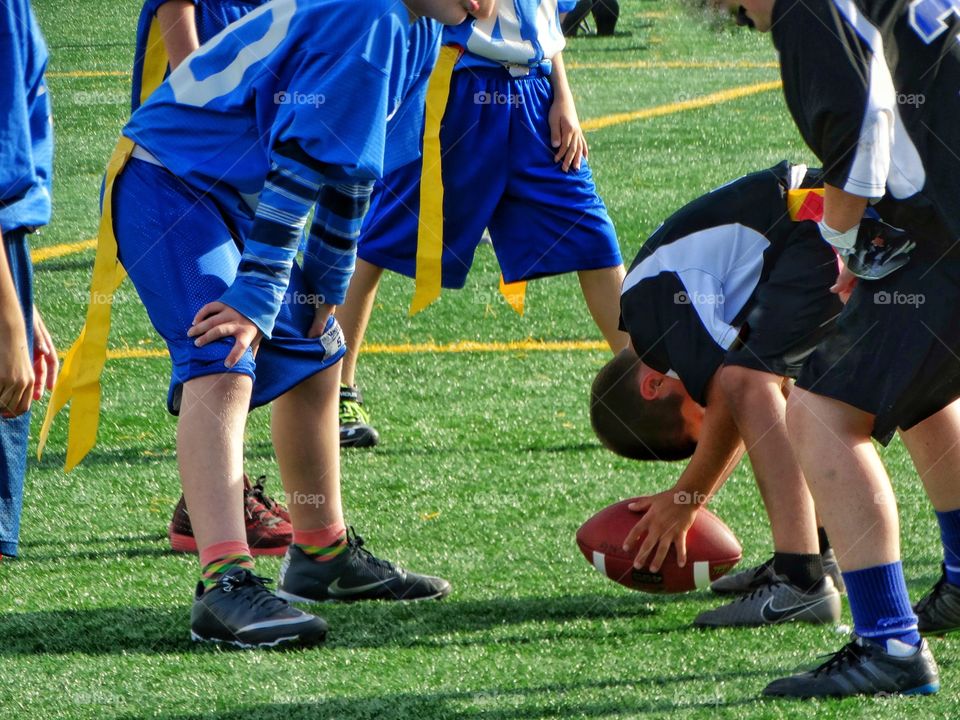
[31,238,97,263]
[96,339,608,361]
[567,60,778,70]
[582,79,782,132]
[31,81,781,266]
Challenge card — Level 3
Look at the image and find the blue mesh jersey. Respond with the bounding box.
[125,0,440,200]
[130,0,269,111]
[444,0,565,72]
[0,0,52,232]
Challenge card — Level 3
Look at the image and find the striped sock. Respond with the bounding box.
[199,540,254,592]
[935,509,960,586]
[294,523,348,562]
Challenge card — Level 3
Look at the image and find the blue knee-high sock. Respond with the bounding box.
[843,562,921,651]
[936,509,960,586]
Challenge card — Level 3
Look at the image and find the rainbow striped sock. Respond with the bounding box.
[201,552,255,591]
[296,532,348,563]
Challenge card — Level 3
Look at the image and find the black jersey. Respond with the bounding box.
[772,0,960,244]
[620,162,826,405]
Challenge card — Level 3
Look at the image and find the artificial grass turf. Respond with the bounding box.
[4,0,958,717]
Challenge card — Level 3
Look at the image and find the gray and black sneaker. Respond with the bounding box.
[339,385,380,448]
[763,634,940,698]
[277,529,451,603]
[710,550,845,595]
[694,576,840,628]
[190,567,328,648]
[915,564,960,636]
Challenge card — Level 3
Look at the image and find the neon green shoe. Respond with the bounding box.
[339,385,380,448]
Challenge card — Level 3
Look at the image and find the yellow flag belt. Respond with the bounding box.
[39,135,134,471]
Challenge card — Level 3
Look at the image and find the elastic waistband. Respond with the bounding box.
[454,63,548,80]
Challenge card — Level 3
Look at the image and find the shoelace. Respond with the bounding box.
[347,527,397,574]
[812,638,871,677]
[734,579,783,605]
[221,570,291,613]
[249,475,288,516]
[244,492,281,528]
[339,398,370,426]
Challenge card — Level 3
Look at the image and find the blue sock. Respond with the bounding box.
[842,562,921,650]
[935,509,960,586]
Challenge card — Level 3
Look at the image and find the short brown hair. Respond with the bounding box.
[590,351,697,461]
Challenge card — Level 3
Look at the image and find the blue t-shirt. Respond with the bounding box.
[125,0,439,204]
[131,0,269,110]
[0,0,52,232]
[444,0,565,73]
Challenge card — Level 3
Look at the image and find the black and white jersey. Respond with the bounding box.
[772,0,960,243]
[620,162,825,405]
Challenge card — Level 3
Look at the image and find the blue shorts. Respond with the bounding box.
[358,67,622,288]
[113,157,345,415]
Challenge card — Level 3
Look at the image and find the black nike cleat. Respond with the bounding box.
[190,567,328,649]
[277,529,451,603]
[915,564,960,636]
[694,576,840,627]
[339,385,380,448]
[763,634,940,698]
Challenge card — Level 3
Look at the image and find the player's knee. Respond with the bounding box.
[784,389,815,444]
[717,365,772,410]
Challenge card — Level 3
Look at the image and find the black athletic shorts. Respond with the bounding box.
[795,240,960,445]
[724,225,843,380]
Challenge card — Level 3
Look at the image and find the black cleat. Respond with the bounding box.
[763,634,940,698]
[277,529,451,603]
[190,568,328,649]
[339,385,380,448]
[915,564,960,636]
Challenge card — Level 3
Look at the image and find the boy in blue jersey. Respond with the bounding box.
[129,0,295,559]
[44,0,494,648]
[335,0,627,448]
[0,0,59,560]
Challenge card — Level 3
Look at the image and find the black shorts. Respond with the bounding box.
[724,226,843,379]
[795,244,960,445]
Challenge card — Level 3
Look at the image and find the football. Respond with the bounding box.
[576,498,742,594]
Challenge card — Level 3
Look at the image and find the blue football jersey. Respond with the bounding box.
[125,0,440,208]
[443,0,565,72]
[131,0,269,110]
[0,0,52,232]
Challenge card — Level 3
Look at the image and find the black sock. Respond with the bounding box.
[817,527,831,554]
[773,552,825,590]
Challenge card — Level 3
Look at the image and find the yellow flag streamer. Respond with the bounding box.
[39,136,134,470]
[499,276,526,315]
[409,45,461,316]
[138,16,170,108]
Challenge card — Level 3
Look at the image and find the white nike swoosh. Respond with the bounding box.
[327,577,394,596]
[761,595,827,623]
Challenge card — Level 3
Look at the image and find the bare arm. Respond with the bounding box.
[823,183,869,233]
[624,376,745,571]
[156,0,200,70]
[0,231,34,417]
[547,51,588,172]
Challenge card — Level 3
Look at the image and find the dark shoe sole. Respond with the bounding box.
[276,586,451,604]
[169,527,290,556]
[190,629,326,649]
[339,426,380,448]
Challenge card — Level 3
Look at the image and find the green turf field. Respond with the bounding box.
[2,1,957,717]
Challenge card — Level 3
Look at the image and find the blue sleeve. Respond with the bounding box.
[302,181,373,307]
[557,0,578,13]
[0,24,35,208]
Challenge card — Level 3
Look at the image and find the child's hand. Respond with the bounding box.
[307,303,336,339]
[0,311,33,418]
[830,261,858,304]
[188,301,262,368]
[548,93,588,172]
[31,307,58,401]
[623,490,701,572]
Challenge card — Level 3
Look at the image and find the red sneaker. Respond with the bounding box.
[168,478,292,556]
[248,475,291,524]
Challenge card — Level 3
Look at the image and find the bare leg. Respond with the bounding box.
[337,259,385,388]
[578,265,628,353]
[900,400,960,512]
[271,363,345,530]
[177,373,251,550]
[786,387,900,570]
[719,366,818,555]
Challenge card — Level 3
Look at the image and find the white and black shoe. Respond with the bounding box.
[190,567,328,648]
[277,529,451,603]
[710,550,844,595]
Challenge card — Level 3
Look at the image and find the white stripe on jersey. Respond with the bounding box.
[622,224,770,351]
